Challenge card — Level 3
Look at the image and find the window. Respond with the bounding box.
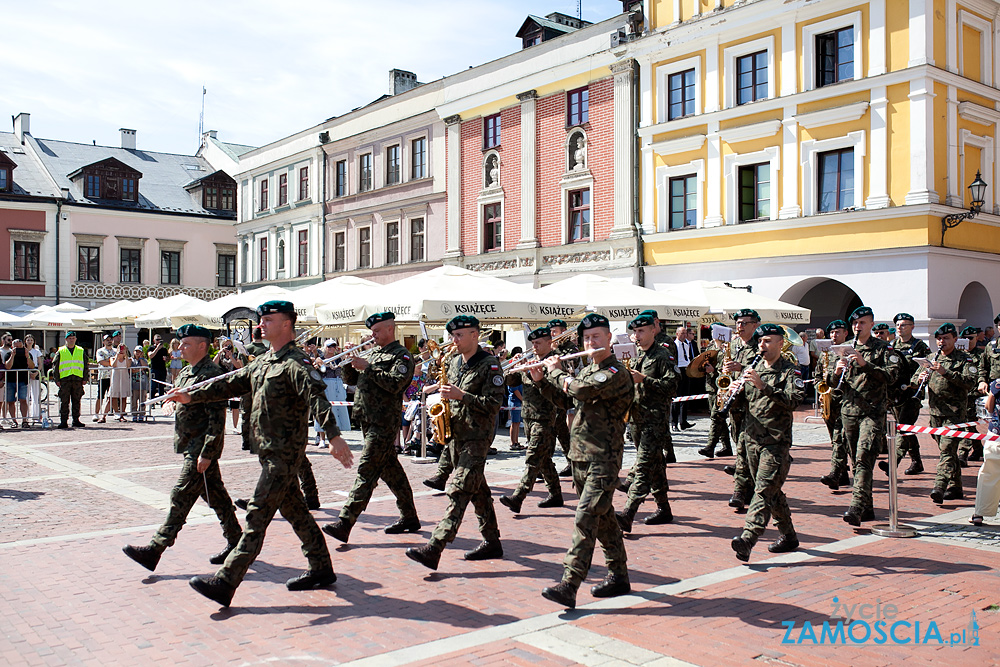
[277,239,285,271]
[78,246,100,281]
[736,51,768,105]
[410,217,425,262]
[411,138,426,180]
[259,179,269,211]
[241,243,248,282]
[385,145,400,186]
[386,221,399,265]
[160,250,180,285]
[816,27,854,87]
[258,237,268,279]
[298,167,309,201]
[483,203,502,252]
[359,228,371,268]
[297,230,308,276]
[359,154,372,192]
[217,254,236,287]
[668,69,696,120]
[669,175,697,229]
[220,187,235,211]
[567,87,589,126]
[86,174,101,198]
[335,160,347,196]
[120,248,141,283]
[334,232,346,271]
[205,186,219,209]
[121,177,136,202]
[568,189,591,242]
[0,167,9,192]
[278,173,288,206]
[738,163,770,222]
[484,114,501,149]
[13,241,39,281]
[817,148,854,212]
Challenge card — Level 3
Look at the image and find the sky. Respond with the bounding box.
[5,0,625,155]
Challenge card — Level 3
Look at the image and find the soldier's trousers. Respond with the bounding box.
[624,421,670,515]
[218,451,332,587]
[58,377,84,423]
[341,426,417,526]
[298,455,318,503]
[826,408,854,475]
[959,395,984,459]
[892,400,923,460]
[707,396,731,452]
[742,442,794,541]
[555,409,571,458]
[842,412,885,513]
[151,455,242,552]
[512,418,560,500]
[731,412,754,502]
[930,415,963,493]
[432,444,455,481]
[563,460,627,590]
[240,393,253,451]
[429,440,500,549]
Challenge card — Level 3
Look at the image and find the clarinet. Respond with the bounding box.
[911,351,942,399]
[835,336,858,390]
[718,353,763,418]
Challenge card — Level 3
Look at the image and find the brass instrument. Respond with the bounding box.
[504,348,604,373]
[817,351,832,420]
[427,346,456,442]
[501,329,576,372]
[715,341,733,390]
[294,324,327,347]
[779,325,804,363]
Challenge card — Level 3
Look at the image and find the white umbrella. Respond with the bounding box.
[534,274,709,322]
[0,310,28,327]
[21,304,92,330]
[673,281,811,325]
[293,276,380,319]
[71,299,133,327]
[133,294,212,329]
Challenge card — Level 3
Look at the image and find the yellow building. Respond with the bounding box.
[629,0,1000,338]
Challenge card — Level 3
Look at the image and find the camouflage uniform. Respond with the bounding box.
[889,336,932,463]
[506,350,561,502]
[840,336,899,515]
[187,341,342,589]
[623,340,677,486]
[729,336,759,504]
[240,340,270,452]
[339,341,417,527]
[623,342,677,517]
[150,356,242,553]
[553,337,580,459]
[980,339,1000,388]
[740,356,803,543]
[914,349,977,494]
[428,348,504,550]
[703,348,732,455]
[959,347,984,461]
[821,355,851,477]
[545,355,633,592]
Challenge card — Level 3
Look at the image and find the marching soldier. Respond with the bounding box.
[872,323,892,341]
[123,325,242,572]
[838,306,900,526]
[730,324,804,562]
[406,315,504,570]
[168,301,354,608]
[819,320,852,490]
[53,331,88,429]
[240,326,269,448]
[697,329,733,460]
[548,318,576,476]
[616,313,678,533]
[537,314,633,609]
[722,308,762,512]
[323,312,419,543]
[499,326,564,514]
[959,326,985,466]
[914,323,978,503]
[882,313,932,475]
[978,313,1000,397]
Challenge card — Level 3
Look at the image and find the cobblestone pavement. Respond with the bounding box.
[0,404,997,666]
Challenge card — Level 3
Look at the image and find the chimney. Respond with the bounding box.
[13,113,30,145]
[120,128,136,150]
[388,69,419,96]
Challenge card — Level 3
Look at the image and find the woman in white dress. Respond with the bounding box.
[107,344,132,422]
[24,334,43,421]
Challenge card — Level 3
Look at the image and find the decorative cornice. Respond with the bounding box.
[609,59,635,75]
[443,114,462,125]
[958,101,1000,126]
[718,119,782,145]
[516,90,538,102]
[648,133,706,155]
[793,101,869,129]
[70,283,234,301]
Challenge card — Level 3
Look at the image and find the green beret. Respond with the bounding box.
[733,309,760,322]
[257,300,295,316]
[446,314,480,333]
[638,309,660,319]
[893,313,914,324]
[889,327,896,335]
[754,323,784,339]
[547,319,568,329]
[65,331,77,338]
[176,324,212,340]
[628,314,656,330]
[365,311,395,329]
[527,326,551,341]
[872,323,890,332]
[825,319,847,333]
[994,313,1000,325]
[577,313,611,332]
[935,323,957,337]
[112,330,121,337]
[960,326,981,337]
[849,306,874,322]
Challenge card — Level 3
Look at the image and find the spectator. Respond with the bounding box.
[148,335,170,400]
[672,326,695,431]
[93,335,116,423]
[24,334,43,421]
[130,346,149,422]
[0,332,12,424]
[106,344,131,421]
[971,379,1000,526]
[986,326,995,345]
[213,339,244,434]
[4,338,34,428]
[168,338,183,384]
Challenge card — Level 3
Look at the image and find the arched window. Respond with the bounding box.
[277,239,285,271]
[567,130,587,172]
[484,152,500,189]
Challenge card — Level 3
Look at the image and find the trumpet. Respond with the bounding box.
[294,324,327,347]
[501,329,577,372]
[329,336,378,367]
[911,351,942,398]
[505,348,604,373]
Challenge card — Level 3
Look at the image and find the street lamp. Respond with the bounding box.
[942,171,988,242]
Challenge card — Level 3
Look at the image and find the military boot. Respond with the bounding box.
[423,475,447,491]
[405,543,442,570]
[723,465,736,476]
[731,535,754,562]
[957,452,969,468]
[541,580,577,609]
[644,502,673,525]
[820,472,841,490]
[767,533,800,553]
[943,488,964,501]
[537,492,564,508]
[616,507,636,533]
[464,540,503,561]
[499,494,523,514]
[234,498,249,510]
[930,486,945,504]
[558,465,572,477]
[591,572,631,598]
[286,567,337,591]
[715,443,733,457]
[838,469,850,486]
[209,543,238,565]
[305,496,321,511]
[321,518,352,543]
[384,516,421,534]
[728,494,747,511]
[904,456,924,475]
[189,575,236,607]
[697,445,715,459]
[123,544,161,572]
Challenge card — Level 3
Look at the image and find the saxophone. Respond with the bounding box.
[715,340,733,409]
[428,347,455,443]
[817,351,832,421]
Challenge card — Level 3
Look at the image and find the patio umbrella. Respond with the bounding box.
[133,294,212,329]
[292,276,381,319]
[673,281,811,325]
[534,274,709,322]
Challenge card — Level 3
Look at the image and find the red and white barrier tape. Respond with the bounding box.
[673,393,710,403]
[897,423,1000,442]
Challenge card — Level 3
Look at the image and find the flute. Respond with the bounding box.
[911,351,942,398]
[505,348,604,373]
[835,336,858,390]
[144,367,242,406]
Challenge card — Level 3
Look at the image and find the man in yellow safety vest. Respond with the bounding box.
[53,331,89,428]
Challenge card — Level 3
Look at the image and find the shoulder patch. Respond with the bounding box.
[970,366,978,375]
[401,354,410,360]
[310,370,323,382]
[889,354,900,363]
[396,362,409,374]
[594,371,608,383]
[794,378,805,388]
[492,375,504,386]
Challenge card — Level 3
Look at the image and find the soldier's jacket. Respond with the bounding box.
[173,356,227,460]
[446,347,504,443]
[727,336,759,416]
[630,342,678,425]
[506,350,558,423]
[820,351,845,411]
[188,342,340,459]
[890,336,931,396]
[342,340,413,433]
[979,339,1000,386]
[839,336,899,417]
[546,354,633,463]
[743,356,804,447]
[912,348,977,420]
[245,341,269,360]
[654,332,678,365]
